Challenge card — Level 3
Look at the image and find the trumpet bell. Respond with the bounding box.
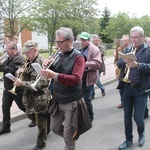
[122,77,131,83]
[122,66,131,83]
[30,84,37,91]
[8,87,17,95]
[30,76,41,91]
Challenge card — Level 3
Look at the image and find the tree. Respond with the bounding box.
[106,13,138,41]
[0,0,35,38]
[139,15,150,37]
[99,6,111,43]
[30,0,99,53]
[63,0,99,38]
[29,0,70,53]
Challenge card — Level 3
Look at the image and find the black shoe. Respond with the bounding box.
[0,126,11,135]
[119,140,133,150]
[91,95,95,100]
[28,121,36,127]
[138,133,145,147]
[102,90,106,96]
[90,116,94,122]
[33,144,46,150]
[0,77,3,81]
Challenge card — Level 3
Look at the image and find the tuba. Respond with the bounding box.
[30,50,60,91]
[122,43,136,83]
[8,59,30,95]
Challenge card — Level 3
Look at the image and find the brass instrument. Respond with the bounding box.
[8,59,30,95]
[30,50,60,91]
[122,44,136,83]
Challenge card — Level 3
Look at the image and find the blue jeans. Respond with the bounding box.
[82,81,94,120]
[122,83,148,141]
[91,78,105,97]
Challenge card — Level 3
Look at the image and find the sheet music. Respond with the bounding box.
[31,63,42,75]
[5,73,17,82]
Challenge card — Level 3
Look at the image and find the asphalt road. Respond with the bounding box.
[0,81,150,150]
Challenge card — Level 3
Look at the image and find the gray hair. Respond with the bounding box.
[130,26,144,36]
[90,34,102,43]
[7,41,17,50]
[91,34,99,40]
[55,27,74,41]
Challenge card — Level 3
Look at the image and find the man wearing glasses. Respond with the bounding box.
[117,26,150,150]
[0,41,26,135]
[41,27,85,150]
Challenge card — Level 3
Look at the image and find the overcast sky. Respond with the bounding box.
[97,0,150,17]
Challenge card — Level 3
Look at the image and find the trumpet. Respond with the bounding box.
[8,59,30,95]
[122,44,136,83]
[30,50,60,91]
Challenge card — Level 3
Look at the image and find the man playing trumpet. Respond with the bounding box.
[41,27,85,150]
[0,41,26,135]
[117,26,150,150]
[14,40,51,150]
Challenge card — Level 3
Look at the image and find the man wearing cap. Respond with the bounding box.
[14,40,51,150]
[79,32,101,121]
[0,41,26,135]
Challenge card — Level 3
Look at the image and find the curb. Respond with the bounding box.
[0,111,26,126]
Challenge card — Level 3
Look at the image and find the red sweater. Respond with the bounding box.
[58,55,85,86]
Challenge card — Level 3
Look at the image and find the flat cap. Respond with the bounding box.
[22,40,38,53]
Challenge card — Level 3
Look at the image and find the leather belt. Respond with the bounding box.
[127,83,141,88]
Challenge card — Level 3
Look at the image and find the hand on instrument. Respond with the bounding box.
[42,58,51,69]
[14,78,22,87]
[41,69,58,79]
[16,68,24,75]
[125,59,138,68]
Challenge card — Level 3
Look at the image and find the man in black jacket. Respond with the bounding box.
[0,41,26,135]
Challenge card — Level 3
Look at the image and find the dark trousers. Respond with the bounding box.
[2,89,25,125]
[122,83,148,141]
[27,112,50,147]
[82,81,94,120]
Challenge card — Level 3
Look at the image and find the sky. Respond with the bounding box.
[97,0,150,17]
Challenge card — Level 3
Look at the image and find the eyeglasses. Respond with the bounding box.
[6,48,13,51]
[130,36,142,40]
[55,39,69,45]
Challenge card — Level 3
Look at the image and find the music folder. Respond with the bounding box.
[118,52,137,61]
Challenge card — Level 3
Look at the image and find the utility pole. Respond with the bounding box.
[0,6,4,52]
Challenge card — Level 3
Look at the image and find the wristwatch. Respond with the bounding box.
[53,73,59,81]
[136,63,140,68]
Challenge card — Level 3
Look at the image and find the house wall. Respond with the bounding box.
[31,32,48,50]
[20,30,48,50]
[2,18,48,50]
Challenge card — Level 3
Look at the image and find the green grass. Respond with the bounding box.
[105,49,114,57]
[40,49,115,58]
[40,53,49,58]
